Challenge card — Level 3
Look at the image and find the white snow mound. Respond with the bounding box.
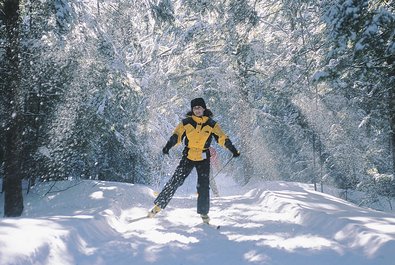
[0,179,394,265]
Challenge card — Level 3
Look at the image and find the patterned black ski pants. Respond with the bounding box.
[154,156,210,215]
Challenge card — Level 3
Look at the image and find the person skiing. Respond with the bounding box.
[148,97,240,224]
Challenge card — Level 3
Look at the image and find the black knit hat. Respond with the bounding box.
[191,98,206,109]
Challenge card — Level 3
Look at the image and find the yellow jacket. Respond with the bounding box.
[165,115,233,161]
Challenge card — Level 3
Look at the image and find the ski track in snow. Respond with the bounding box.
[1,178,395,265]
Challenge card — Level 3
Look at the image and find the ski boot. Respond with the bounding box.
[201,214,210,224]
[147,205,161,218]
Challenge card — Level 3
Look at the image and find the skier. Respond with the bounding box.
[148,97,240,224]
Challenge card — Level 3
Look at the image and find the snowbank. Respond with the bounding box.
[0,179,394,265]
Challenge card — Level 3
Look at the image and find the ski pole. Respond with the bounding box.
[212,156,234,180]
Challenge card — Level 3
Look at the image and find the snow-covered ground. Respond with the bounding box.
[1,176,395,265]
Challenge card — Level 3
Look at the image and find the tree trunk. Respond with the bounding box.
[390,86,395,175]
[388,56,395,176]
[3,0,24,217]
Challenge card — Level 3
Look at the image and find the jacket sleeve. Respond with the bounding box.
[212,123,238,155]
[164,122,185,150]
[212,123,228,147]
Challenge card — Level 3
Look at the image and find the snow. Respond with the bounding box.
[37,146,51,159]
[1,177,395,265]
[311,70,329,81]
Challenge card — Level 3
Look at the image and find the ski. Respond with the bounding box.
[209,224,221,230]
[125,215,149,223]
[200,223,221,230]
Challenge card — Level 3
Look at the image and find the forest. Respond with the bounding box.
[1,0,394,217]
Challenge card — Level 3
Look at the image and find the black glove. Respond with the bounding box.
[232,150,240,158]
[162,135,177,155]
[224,139,240,158]
[162,146,170,155]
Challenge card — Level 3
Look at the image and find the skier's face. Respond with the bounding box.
[192,106,205,117]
